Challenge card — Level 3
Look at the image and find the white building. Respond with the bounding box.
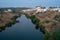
[4,9,12,12]
[36,8,48,13]
[22,6,60,14]
[8,9,12,12]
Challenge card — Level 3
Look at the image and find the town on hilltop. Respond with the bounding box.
[22,6,60,13]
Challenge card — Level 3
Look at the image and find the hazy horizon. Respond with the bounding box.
[0,0,60,8]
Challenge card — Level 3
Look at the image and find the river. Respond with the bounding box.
[0,15,43,40]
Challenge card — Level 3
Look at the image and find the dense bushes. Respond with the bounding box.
[38,24,45,33]
[0,27,5,32]
[54,15,60,22]
[45,19,50,23]
[30,15,45,33]
[54,15,60,21]
[11,16,18,20]
[53,29,60,40]
[51,22,57,28]
[44,32,51,40]
[25,14,31,18]
[30,15,40,25]
[6,21,15,27]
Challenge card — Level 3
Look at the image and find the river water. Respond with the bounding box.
[0,15,43,40]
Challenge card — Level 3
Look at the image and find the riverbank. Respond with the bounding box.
[0,12,21,32]
[24,10,60,40]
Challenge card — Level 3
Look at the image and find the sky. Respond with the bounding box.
[0,0,60,8]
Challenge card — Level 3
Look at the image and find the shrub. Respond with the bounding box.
[0,27,5,32]
[53,29,60,40]
[51,22,57,28]
[25,14,30,18]
[39,24,45,33]
[54,15,60,20]
[30,15,45,33]
[44,32,51,40]
[6,21,15,27]
[11,16,18,20]
[45,19,50,23]
[30,15,40,25]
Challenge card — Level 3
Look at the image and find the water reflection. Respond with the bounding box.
[0,20,19,32]
[35,25,45,34]
[0,15,43,40]
[35,25,39,29]
[0,27,5,32]
[25,14,45,34]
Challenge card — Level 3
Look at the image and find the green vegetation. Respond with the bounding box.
[25,14,31,18]
[24,9,60,40]
[53,29,60,40]
[6,16,18,27]
[0,8,4,19]
[0,26,5,28]
[45,19,50,23]
[38,24,45,33]
[54,15,60,20]
[51,22,57,28]
[44,32,51,40]
[0,27,5,32]
[30,15,45,33]
[11,16,18,20]
[6,21,15,27]
[30,15,40,25]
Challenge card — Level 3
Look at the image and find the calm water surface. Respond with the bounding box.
[0,15,43,40]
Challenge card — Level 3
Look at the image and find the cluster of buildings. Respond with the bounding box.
[22,6,60,13]
[48,7,60,12]
[0,6,60,14]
